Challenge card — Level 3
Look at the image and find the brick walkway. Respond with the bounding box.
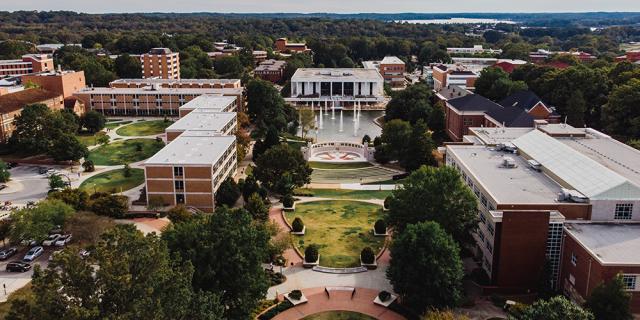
[269,206,303,266]
[272,287,405,320]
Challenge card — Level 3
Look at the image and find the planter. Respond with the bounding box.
[373,228,389,237]
[373,293,397,307]
[290,226,306,235]
[284,291,308,306]
[360,258,378,270]
[303,254,319,268]
[283,202,296,212]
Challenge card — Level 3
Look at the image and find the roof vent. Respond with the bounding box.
[501,156,517,168]
[527,159,542,171]
[557,188,588,203]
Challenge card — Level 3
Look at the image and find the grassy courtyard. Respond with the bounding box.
[287,200,385,268]
[79,168,145,194]
[302,311,377,320]
[105,120,132,130]
[116,120,173,136]
[75,131,108,147]
[87,138,164,165]
[295,188,392,200]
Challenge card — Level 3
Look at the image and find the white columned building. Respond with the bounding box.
[286,68,384,107]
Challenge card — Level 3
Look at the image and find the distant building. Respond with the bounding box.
[286,68,384,107]
[275,38,312,54]
[110,78,241,89]
[35,43,81,54]
[254,59,287,83]
[444,90,559,141]
[615,51,640,63]
[492,59,528,73]
[141,48,180,80]
[252,50,268,64]
[165,111,236,141]
[0,88,64,142]
[22,70,86,98]
[363,56,406,88]
[0,54,55,77]
[447,45,502,55]
[529,49,597,64]
[178,95,238,117]
[430,64,480,91]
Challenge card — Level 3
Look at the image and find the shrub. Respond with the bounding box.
[167,205,192,223]
[304,245,318,263]
[91,194,129,218]
[123,163,131,177]
[0,160,10,183]
[82,160,95,172]
[147,195,165,211]
[379,290,391,302]
[384,196,392,209]
[257,301,293,320]
[291,217,304,232]
[361,247,376,264]
[288,289,302,300]
[282,194,294,208]
[374,219,387,234]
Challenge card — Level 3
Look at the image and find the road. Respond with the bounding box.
[0,165,50,206]
[0,245,56,302]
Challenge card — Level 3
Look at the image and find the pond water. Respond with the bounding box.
[298,110,384,143]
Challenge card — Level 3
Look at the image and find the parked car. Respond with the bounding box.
[42,234,61,246]
[6,261,31,273]
[45,169,59,176]
[0,247,17,260]
[7,162,18,169]
[20,239,37,247]
[54,234,72,246]
[0,185,7,191]
[38,167,50,174]
[23,246,44,262]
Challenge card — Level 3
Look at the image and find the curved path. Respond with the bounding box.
[272,287,404,320]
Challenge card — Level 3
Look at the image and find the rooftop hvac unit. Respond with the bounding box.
[496,143,517,153]
[502,156,517,168]
[527,159,542,172]
[557,188,588,203]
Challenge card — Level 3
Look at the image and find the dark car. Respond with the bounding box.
[38,167,49,174]
[0,247,17,260]
[6,261,31,273]
[7,162,18,169]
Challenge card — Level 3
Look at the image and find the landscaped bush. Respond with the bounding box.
[361,247,376,264]
[265,269,286,286]
[374,219,387,234]
[288,289,302,300]
[257,301,293,320]
[383,196,392,209]
[378,290,391,302]
[304,244,319,263]
[291,217,304,232]
[82,160,95,172]
[282,194,294,208]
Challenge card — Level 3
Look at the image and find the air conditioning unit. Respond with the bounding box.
[502,156,517,168]
[527,159,542,172]
[496,143,517,153]
[558,188,588,203]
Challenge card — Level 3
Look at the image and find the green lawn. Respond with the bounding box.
[287,200,385,268]
[105,121,132,130]
[308,162,372,169]
[295,188,392,200]
[76,131,107,147]
[79,168,145,194]
[302,311,376,320]
[116,120,173,136]
[87,138,164,165]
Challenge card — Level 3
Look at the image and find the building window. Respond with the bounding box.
[480,194,488,207]
[463,118,473,126]
[173,166,183,177]
[622,275,637,291]
[174,180,184,191]
[614,204,633,220]
[487,223,494,236]
[571,252,578,266]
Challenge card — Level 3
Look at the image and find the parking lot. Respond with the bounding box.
[0,246,54,302]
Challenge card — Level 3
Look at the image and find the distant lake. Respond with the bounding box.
[396,18,516,25]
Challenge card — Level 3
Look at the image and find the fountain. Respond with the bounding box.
[339,109,344,132]
[331,100,335,120]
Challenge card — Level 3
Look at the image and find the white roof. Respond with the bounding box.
[381,56,405,65]
[166,112,235,133]
[512,130,640,200]
[110,78,241,85]
[291,68,383,82]
[145,136,235,165]
[178,95,236,112]
[564,223,640,265]
[362,61,379,69]
[76,87,242,95]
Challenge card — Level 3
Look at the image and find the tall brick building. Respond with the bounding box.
[141,48,180,79]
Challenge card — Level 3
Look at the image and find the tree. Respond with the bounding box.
[123,163,132,177]
[163,207,270,319]
[114,53,142,78]
[253,144,312,195]
[246,79,289,134]
[8,224,224,320]
[81,110,106,133]
[423,310,470,320]
[9,200,74,243]
[48,133,88,162]
[603,79,640,140]
[627,139,640,150]
[48,174,66,191]
[90,194,129,218]
[253,126,281,159]
[566,90,586,127]
[475,67,527,102]
[299,108,316,139]
[214,177,241,207]
[384,83,434,125]
[0,160,10,183]
[167,205,193,224]
[245,192,269,221]
[9,104,53,155]
[387,221,464,312]
[82,160,95,172]
[0,220,12,246]
[48,188,89,211]
[418,42,451,64]
[386,166,478,246]
[235,128,251,163]
[213,56,244,78]
[402,120,436,171]
[63,211,115,245]
[586,275,633,320]
[517,296,593,320]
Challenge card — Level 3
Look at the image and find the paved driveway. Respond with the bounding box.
[0,246,54,302]
[0,165,50,205]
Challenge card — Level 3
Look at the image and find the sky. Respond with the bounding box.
[4,0,640,14]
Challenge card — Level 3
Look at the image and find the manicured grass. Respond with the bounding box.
[295,188,392,200]
[0,284,33,319]
[363,178,407,185]
[76,131,107,147]
[87,138,164,165]
[116,120,173,136]
[105,121,132,129]
[287,200,385,268]
[308,162,372,169]
[79,168,145,194]
[302,311,377,320]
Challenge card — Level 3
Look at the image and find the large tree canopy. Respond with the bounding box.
[253,144,312,195]
[518,296,594,320]
[603,78,640,140]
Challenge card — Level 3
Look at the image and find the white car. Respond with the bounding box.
[42,234,61,246]
[54,234,72,246]
[23,246,44,262]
